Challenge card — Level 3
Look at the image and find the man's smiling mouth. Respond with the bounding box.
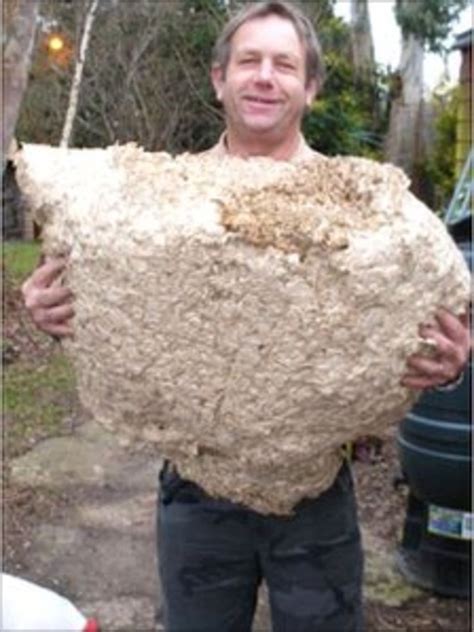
[243,96,281,105]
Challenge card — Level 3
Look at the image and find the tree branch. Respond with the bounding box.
[60,0,100,147]
[171,44,223,121]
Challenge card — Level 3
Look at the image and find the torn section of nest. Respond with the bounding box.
[221,156,408,257]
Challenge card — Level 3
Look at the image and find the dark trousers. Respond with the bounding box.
[157,461,364,632]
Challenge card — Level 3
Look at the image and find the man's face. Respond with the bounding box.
[212,14,317,142]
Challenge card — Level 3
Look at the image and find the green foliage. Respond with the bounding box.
[425,87,459,211]
[304,17,389,157]
[3,240,41,284]
[295,0,336,25]
[394,0,469,52]
[304,94,381,158]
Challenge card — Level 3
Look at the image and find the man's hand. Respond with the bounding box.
[21,257,74,337]
[401,308,471,390]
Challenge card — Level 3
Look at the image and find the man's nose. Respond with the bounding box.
[255,59,274,82]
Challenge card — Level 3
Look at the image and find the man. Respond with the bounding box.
[22,2,470,631]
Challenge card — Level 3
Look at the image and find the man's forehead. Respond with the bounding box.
[230,16,304,57]
[234,46,299,59]
[233,15,301,39]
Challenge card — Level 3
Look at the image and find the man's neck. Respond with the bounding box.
[225,129,302,161]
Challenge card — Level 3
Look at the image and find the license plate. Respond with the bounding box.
[428,505,473,540]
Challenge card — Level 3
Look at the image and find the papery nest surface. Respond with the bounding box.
[16,144,471,514]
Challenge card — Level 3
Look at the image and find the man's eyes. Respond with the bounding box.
[277,61,296,71]
[238,58,297,71]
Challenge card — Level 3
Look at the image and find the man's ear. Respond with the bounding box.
[211,64,225,101]
[305,79,318,108]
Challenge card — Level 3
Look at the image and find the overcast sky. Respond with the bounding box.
[334,0,472,89]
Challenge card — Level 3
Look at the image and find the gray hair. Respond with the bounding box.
[212,1,325,88]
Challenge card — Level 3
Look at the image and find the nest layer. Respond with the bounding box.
[16,144,471,514]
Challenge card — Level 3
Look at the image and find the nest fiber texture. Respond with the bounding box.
[16,144,471,514]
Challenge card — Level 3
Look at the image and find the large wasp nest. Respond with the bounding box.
[16,144,470,514]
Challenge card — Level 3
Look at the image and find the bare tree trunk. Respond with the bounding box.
[350,0,375,76]
[384,33,424,181]
[3,0,40,166]
[60,0,100,148]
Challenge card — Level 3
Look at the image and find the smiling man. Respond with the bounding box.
[21,2,470,631]
[210,10,317,158]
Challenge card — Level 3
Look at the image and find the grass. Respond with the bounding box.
[4,352,77,458]
[3,240,41,285]
[3,239,77,459]
[3,241,78,571]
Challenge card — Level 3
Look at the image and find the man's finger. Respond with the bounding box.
[406,355,445,378]
[459,311,469,328]
[45,322,74,338]
[25,257,68,289]
[33,304,74,335]
[23,285,73,312]
[419,325,458,363]
[401,369,425,380]
[436,308,470,346]
[406,353,461,384]
[37,303,75,325]
[401,375,437,390]
[35,286,74,309]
